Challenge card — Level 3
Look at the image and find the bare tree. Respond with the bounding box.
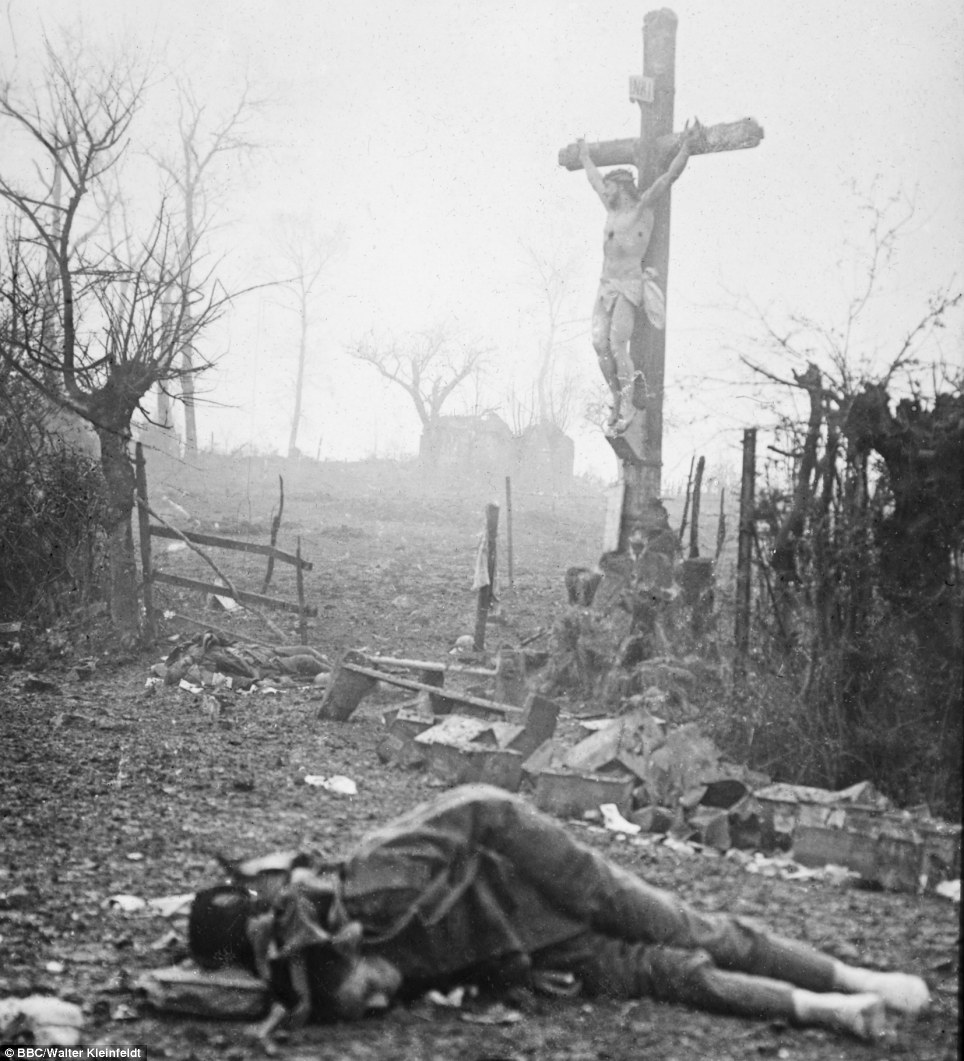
[153,80,260,453]
[348,324,488,457]
[733,190,962,811]
[0,37,234,643]
[273,217,343,458]
[520,243,581,426]
[740,191,961,623]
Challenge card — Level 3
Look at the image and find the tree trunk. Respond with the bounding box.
[96,425,140,645]
[287,301,308,458]
[180,171,199,454]
[180,342,197,454]
[770,365,823,637]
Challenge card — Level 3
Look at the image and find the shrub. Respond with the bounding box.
[0,420,107,626]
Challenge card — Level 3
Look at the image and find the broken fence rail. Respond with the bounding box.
[134,443,317,639]
[148,525,312,571]
[150,571,318,617]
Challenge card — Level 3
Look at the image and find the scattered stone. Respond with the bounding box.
[304,775,357,795]
[0,886,31,910]
[105,894,146,913]
[21,675,61,694]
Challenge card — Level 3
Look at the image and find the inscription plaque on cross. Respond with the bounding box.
[558,8,763,553]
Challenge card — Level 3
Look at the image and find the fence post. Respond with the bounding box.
[134,442,157,644]
[473,503,500,651]
[296,537,308,645]
[505,476,514,588]
[688,455,705,559]
[734,429,756,678]
[678,455,695,545]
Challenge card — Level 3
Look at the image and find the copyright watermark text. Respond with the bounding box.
[2,1049,145,1059]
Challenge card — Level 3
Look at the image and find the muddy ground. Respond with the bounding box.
[0,455,958,1060]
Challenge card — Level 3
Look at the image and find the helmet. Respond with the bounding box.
[188,885,259,974]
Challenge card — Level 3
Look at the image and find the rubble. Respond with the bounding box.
[754,781,891,839]
[379,692,560,792]
[414,715,525,790]
[152,631,959,898]
[136,964,269,1019]
[320,650,521,723]
[791,813,961,895]
[534,770,636,818]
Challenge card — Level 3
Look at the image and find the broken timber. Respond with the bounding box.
[319,651,524,722]
[136,442,315,635]
[149,526,313,570]
[151,572,318,617]
[377,692,561,793]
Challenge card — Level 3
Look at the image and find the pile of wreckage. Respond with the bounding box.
[318,648,961,899]
[143,634,959,900]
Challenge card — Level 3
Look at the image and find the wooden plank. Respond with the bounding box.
[295,537,307,645]
[344,663,523,720]
[367,654,497,678]
[148,526,312,570]
[152,571,318,616]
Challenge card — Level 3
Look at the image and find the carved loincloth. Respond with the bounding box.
[596,270,665,329]
[596,276,644,309]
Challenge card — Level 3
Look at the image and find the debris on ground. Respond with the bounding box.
[135,965,269,1019]
[141,632,964,901]
[935,879,960,903]
[0,995,84,1046]
[303,774,358,795]
[345,649,961,897]
[377,691,560,793]
[318,649,520,722]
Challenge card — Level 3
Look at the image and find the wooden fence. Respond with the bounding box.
[134,443,316,642]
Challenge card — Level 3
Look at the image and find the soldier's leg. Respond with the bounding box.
[459,791,927,1024]
[476,792,912,999]
[533,934,885,1041]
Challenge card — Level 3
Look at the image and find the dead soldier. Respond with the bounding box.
[188,784,929,1042]
[580,120,703,433]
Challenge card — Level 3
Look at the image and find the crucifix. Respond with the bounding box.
[558,9,763,559]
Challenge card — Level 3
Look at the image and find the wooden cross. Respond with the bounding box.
[558,9,763,550]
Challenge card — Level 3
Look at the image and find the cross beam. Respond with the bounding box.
[560,8,763,553]
[557,119,764,172]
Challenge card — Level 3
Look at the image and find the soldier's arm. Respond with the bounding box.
[579,139,611,204]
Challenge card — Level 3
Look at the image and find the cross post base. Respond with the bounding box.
[605,413,647,464]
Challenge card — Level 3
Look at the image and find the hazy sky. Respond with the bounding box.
[4,0,962,481]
